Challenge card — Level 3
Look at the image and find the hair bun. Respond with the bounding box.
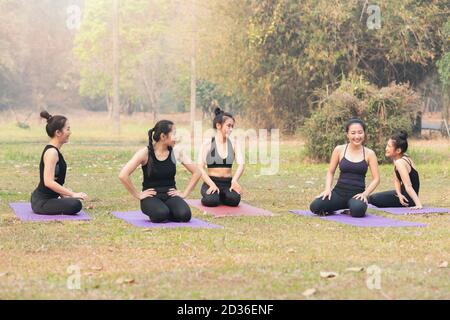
[398,130,408,140]
[214,107,223,116]
[40,110,52,121]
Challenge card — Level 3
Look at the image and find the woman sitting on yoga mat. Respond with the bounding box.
[31,111,87,215]
[198,108,245,207]
[368,131,422,209]
[119,120,201,223]
[309,118,380,218]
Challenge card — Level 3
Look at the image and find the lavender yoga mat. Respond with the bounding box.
[9,202,91,222]
[289,209,426,227]
[111,210,223,229]
[368,204,450,215]
[186,199,274,218]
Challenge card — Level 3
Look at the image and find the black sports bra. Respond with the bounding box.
[206,137,234,169]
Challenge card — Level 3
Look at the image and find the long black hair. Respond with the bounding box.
[40,110,67,138]
[390,130,409,153]
[212,107,235,129]
[345,118,366,133]
[146,120,174,176]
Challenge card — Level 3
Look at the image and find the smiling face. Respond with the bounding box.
[346,123,365,146]
[216,117,235,138]
[385,138,401,158]
[54,120,71,144]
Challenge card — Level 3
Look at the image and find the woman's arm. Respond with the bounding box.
[119,148,155,200]
[196,140,219,193]
[172,147,201,198]
[395,160,422,208]
[231,138,245,183]
[43,148,84,198]
[363,149,380,196]
[318,146,341,200]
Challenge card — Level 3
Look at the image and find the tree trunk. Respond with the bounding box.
[112,0,120,134]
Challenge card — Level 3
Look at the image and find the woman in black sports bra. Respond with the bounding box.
[198,108,245,207]
[369,131,422,209]
[31,111,87,215]
[119,120,202,223]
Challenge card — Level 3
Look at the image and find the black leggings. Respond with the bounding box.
[368,190,416,208]
[309,184,367,218]
[31,191,82,215]
[140,192,191,223]
[201,177,241,207]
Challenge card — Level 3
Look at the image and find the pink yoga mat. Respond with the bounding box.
[368,204,450,215]
[9,202,91,221]
[111,210,223,229]
[289,210,426,227]
[186,199,274,218]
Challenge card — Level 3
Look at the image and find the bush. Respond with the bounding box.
[303,77,421,163]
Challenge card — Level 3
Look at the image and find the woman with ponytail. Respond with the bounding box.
[198,107,245,207]
[30,111,87,215]
[368,131,422,209]
[119,120,201,223]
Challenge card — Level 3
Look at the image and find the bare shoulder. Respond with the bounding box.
[43,147,58,159]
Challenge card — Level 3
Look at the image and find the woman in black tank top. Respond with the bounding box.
[31,111,87,215]
[309,119,380,217]
[119,120,201,223]
[369,131,423,209]
[198,108,245,207]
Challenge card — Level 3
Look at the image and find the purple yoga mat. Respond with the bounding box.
[368,204,450,215]
[9,202,91,222]
[111,211,223,229]
[289,210,426,227]
[186,199,274,218]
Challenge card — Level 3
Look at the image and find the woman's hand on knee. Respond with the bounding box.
[206,184,219,195]
[317,189,332,200]
[139,189,156,200]
[72,192,88,200]
[352,192,368,204]
[230,180,242,195]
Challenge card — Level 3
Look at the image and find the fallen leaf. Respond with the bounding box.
[287,248,296,254]
[302,288,317,297]
[345,267,364,273]
[91,266,103,271]
[439,261,448,268]
[0,272,9,277]
[116,277,135,285]
[320,272,338,279]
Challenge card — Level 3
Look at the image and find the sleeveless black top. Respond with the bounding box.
[35,145,67,198]
[206,137,234,168]
[336,144,368,189]
[142,147,176,191]
[395,156,420,196]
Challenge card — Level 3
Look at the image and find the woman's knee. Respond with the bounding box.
[309,198,324,214]
[201,194,220,207]
[66,199,82,215]
[141,202,170,223]
[222,192,240,207]
[348,200,367,218]
[173,206,192,222]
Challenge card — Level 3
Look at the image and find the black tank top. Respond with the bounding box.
[336,144,368,189]
[142,146,176,191]
[395,156,420,196]
[206,137,234,168]
[35,145,67,198]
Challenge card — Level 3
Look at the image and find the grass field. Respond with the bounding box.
[0,113,449,299]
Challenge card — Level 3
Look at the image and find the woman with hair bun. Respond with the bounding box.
[368,131,422,209]
[30,111,87,215]
[198,107,245,207]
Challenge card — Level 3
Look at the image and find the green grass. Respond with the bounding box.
[0,116,449,299]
